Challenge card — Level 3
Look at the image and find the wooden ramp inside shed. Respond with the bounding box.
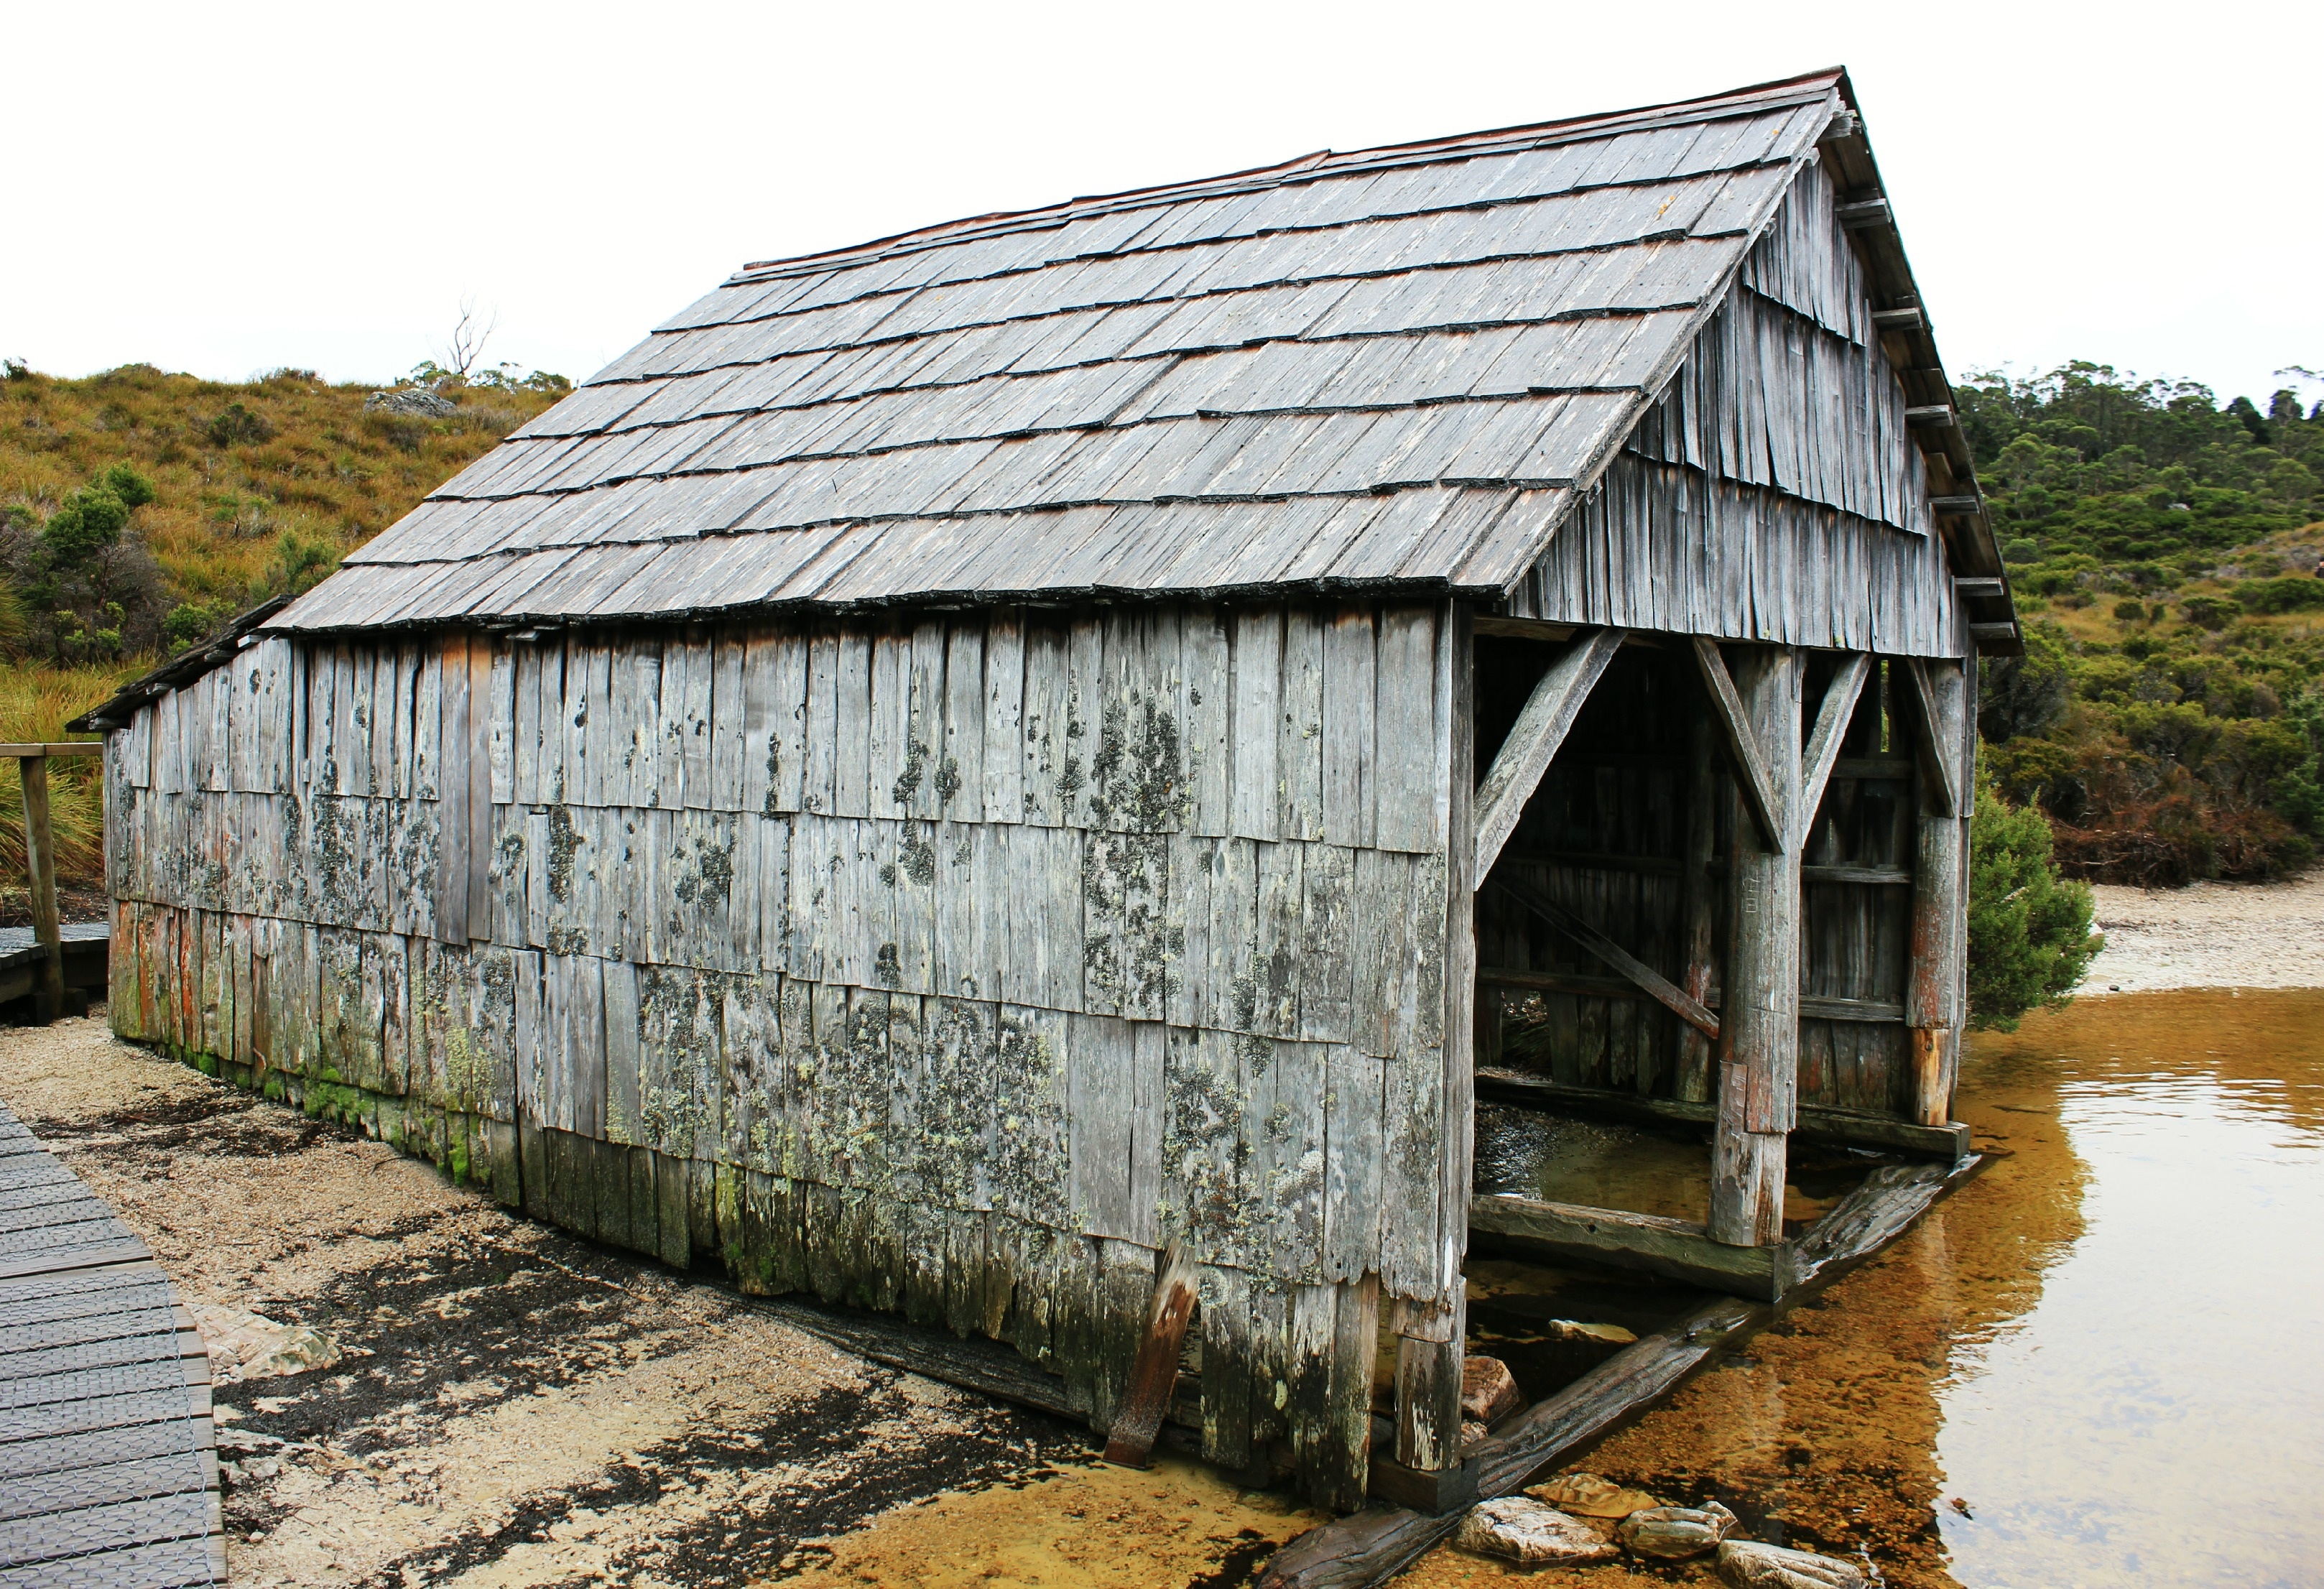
[0,1098,224,1588]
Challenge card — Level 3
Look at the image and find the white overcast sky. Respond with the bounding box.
[7,1,2318,409]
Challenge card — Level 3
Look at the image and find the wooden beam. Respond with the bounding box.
[1392,1288,1465,1475]
[1802,864,1912,886]
[1904,659,1959,817]
[1472,627,1621,884]
[1478,967,1902,1024]
[1871,305,1925,331]
[1496,848,1681,876]
[1690,638,1784,851]
[17,756,63,1024]
[1102,1242,1197,1468]
[1712,645,1802,1247]
[1953,576,2006,599]
[1833,756,1913,780]
[1473,1067,1971,1161]
[1930,496,1985,518]
[1904,404,1956,427]
[1790,1158,1985,1292]
[1486,876,1717,1039]
[1469,1193,1793,1302]
[1471,615,1576,643]
[1799,654,1871,838]
[0,743,102,758]
[1834,196,1891,229]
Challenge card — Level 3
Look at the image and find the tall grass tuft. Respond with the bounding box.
[0,659,142,899]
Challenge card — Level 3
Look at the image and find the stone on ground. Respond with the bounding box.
[1716,1539,1867,1588]
[1459,1354,1522,1423]
[1524,1470,1660,1518]
[1454,1498,1618,1567]
[1618,1500,1736,1559]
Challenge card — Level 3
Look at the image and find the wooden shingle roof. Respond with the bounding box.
[279,70,1872,631]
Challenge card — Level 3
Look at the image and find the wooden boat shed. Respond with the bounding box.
[76,69,2015,1515]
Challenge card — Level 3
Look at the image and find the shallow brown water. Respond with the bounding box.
[1408,987,2324,1589]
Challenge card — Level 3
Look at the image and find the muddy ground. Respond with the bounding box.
[0,1017,1318,1588]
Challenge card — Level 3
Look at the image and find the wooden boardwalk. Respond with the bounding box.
[0,1098,224,1588]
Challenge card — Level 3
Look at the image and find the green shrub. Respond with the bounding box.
[1968,772,2102,1030]
[2236,576,2324,613]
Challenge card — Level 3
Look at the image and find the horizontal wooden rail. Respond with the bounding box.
[1474,1067,1971,1160]
[1470,1192,1793,1300]
[0,742,102,758]
[1478,967,1904,1024]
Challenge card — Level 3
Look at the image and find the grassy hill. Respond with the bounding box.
[1962,364,2324,884]
[0,360,567,915]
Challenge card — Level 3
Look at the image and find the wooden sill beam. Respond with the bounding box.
[1478,967,1904,1023]
[0,743,103,758]
[1470,1192,1795,1302]
[1474,1067,1972,1161]
[1472,627,1622,884]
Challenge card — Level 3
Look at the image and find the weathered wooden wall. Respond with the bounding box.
[1502,158,1968,661]
[102,598,1475,1509]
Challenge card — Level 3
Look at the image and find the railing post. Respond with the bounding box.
[19,752,63,1023]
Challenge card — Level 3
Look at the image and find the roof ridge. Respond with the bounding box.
[730,70,1843,284]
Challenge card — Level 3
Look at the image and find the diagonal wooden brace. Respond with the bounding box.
[1489,874,1720,1039]
[1471,626,1622,885]
[1799,653,1872,840]
[1691,637,1786,851]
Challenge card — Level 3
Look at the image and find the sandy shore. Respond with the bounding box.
[2077,870,2324,994]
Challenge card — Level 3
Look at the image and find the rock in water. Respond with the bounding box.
[1619,1501,1736,1559]
[1716,1539,1866,1588]
[1453,1498,1619,1567]
[1460,1354,1522,1423]
[1525,1471,1660,1518]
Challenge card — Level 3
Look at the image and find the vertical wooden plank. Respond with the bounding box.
[827,628,871,817]
[1067,1013,1135,1241]
[1182,603,1233,838]
[434,634,471,944]
[1297,843,1353,1044]
[1128,1017,1165,1251]
[1019,619,1069,826]
[1321,605,1377,850]
[804,626,841,815]
[1229,606,1282,841]
[1278,604,1325,841]
[1710,644,1802,1246]
[942,621,985,825]
[681,632,714,810]
[1371,604,1442,853]
[1435,602,1474,1301]
[1321,1041,1384,1284]
[488,644,516,806]
[710,629,747,812]
[981,609,1024,824]
[467,639,496,939]
[1908,657,1966,1127]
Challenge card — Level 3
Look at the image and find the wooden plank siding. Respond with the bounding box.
[101,598,1462,1511]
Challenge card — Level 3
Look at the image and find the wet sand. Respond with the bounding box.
[2078,869,2324,993]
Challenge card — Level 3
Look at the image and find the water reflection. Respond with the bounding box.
[1409,989,2323,1588]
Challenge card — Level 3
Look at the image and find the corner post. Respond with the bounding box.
[1907,658,1968,1125]
[1708,646,1801,1247]
[19,753,63,1023]
[1675,700,1721,1103]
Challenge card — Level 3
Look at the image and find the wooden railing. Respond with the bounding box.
[4,742,101,1023]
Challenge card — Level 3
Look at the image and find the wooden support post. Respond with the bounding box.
[1708,646,1801,1248]
[1392,1290,1466,1474]
[1907,657,1967,1126]
[1102,1242,1198,1468]
[18,754,63,1023]
[1676,702,1719,1103]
